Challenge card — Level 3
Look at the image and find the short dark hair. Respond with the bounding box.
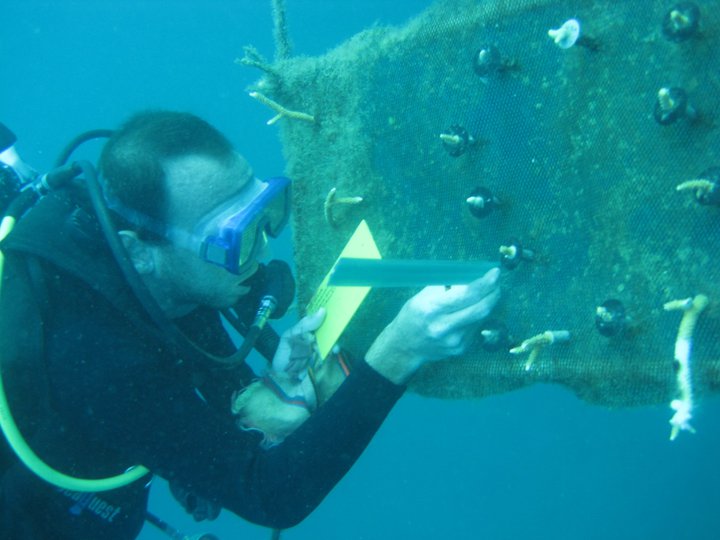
[99,110,235,239]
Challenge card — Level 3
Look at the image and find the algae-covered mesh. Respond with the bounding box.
[246,0,720,408]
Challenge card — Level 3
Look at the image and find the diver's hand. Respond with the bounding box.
[365,267,500,385]
[232,309,326,447]
[272,308,326,379]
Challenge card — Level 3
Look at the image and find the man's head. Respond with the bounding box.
[100,110,241,240]
[99,111,287,316]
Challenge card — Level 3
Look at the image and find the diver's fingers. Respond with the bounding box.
[448,267,500,308]
[286,308,326,338]
[274,309,326,373]
[418,286,501,358]
[432,286,501,333]
[412,267,500,314]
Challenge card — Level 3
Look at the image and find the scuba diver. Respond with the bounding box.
[0,111,500,539]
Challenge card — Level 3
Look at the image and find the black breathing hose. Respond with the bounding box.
[81,159,187,343]
[221,259,294,364]
[55,129,114,167]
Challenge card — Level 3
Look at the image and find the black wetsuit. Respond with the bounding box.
[0,190,405,539]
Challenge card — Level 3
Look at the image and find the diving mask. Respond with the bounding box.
[107,175,291,275]
[175,176,291,275]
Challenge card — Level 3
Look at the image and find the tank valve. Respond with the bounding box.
[439,125,475,157]
[466,186,500,219]
[499,238,534,270]
[653,87,697,125]
[662,2,701,42]
[595,299,627,337]
[676,167,720,206]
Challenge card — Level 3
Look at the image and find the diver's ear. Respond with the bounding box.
[118,230,155,274]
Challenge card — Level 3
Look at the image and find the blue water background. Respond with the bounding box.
[2,2,719,539]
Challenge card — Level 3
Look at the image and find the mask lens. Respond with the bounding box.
[234,179,290,271]
[262,181,290,236]
[199,177,290,274]
[236,215,266,267]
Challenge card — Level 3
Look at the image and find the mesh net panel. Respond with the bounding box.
[253,0,720,407]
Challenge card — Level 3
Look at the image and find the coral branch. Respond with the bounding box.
[663,294,709,440]
[248,91,315,125]
[235,45,279,77]
[324,187,364,227]
[272,0,292,60]
[509,330,570,371]
[676,179,714,197]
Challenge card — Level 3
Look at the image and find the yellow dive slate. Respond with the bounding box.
[306,220,380,360]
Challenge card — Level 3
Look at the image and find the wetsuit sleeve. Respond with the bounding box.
[47,313,405,530]
[247,358,405,526]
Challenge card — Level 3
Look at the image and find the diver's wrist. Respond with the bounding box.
[365,325,424,385]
